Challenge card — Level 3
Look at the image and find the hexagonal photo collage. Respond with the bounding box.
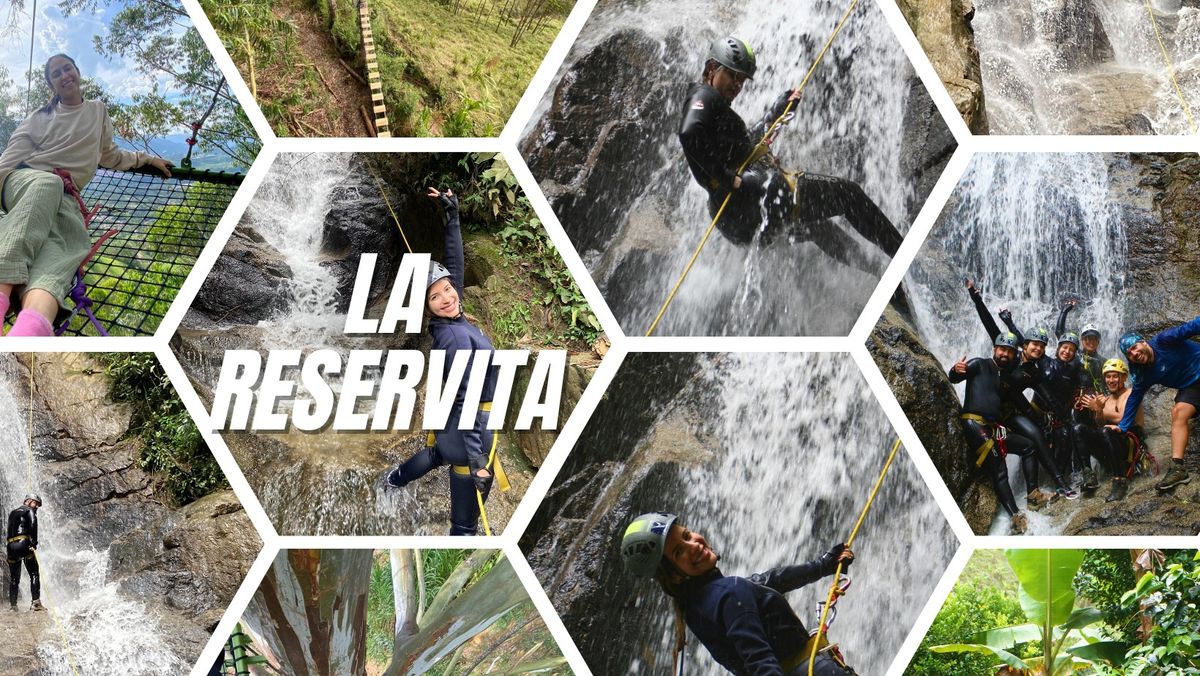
[1,0,1197,674]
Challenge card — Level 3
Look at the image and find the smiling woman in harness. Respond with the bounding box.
[622,512,858,675]
[0,53,172,337]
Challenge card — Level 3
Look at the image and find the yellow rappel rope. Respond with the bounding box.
[366,164,502,534]
[23,358,81,676]
[808,437,901,676]
[645,0,863,336]
[1142,0,1197,134]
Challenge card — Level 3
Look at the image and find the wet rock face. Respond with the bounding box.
[867,304,995,534]
[1050,0,1114,69]
[25,355,168,548]
[519,29,679,258]
[192,226,295,326]
[1124,154,1200,327]
[900,78,957,218]
[898,0,989,133]
[1060,72,1157,135]
[108,491,260,660]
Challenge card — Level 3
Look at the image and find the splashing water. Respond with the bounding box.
[975,0,1200,133]
[0,364,187,674]
[907,153,1128,533]
[543,353,955,674]
[526,0,918,336]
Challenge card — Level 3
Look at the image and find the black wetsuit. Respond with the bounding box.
[1033,355,1088,474]
[679,553,854,675]
[677,83,902,270]
[1055,304,1109,470]
[390,193,499,536]
[966,287,1070,495]
[6,505,39,607]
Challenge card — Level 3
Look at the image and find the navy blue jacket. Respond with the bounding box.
[1120,316,1200,431]
[679,553,838,676]
[428,197,498,417]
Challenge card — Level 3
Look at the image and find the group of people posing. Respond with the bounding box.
[951,279,1200,533]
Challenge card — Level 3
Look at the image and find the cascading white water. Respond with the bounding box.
[907,153,1128,534]
[0,363,186,674]
[640,354,954,674]
[975,0,1199,133]
[529,0,916,336]
[248,152,354,348]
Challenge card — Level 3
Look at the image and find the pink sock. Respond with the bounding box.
[7,309,53,337]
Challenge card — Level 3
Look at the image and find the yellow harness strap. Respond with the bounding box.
[960,413,997,467]
[441,403,509,491]
[7,535,29,543]
[782,633,834,671]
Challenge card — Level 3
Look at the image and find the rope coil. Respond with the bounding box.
[646,0,862,336]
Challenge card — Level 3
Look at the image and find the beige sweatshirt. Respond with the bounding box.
[0,100,149,193]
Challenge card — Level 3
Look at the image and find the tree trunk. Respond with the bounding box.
[325,0,337,30]
[390,550,420,641]
[384,555,528,676]
[243,550,372,676]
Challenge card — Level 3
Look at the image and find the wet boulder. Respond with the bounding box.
[192,226,295,326]
[897,0,989,133]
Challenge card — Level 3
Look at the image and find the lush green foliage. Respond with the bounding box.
[1075,549,1140,644]
[910,578,1029,676]
[366,554,396,664]
[99,353,226,504]
[412,152,601,347]
[1122,552,1200,674]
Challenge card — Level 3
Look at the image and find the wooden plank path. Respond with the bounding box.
[359,0,391,137]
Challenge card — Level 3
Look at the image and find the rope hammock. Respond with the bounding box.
[3,164,244,336]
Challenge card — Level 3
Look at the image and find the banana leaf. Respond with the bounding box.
[1006,549,1086,627]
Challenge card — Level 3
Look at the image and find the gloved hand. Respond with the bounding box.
[822,543,853,573]
[426,186,459,214]
[767,88,795,124]
[473,469,493,494]
[998,308,1013,324]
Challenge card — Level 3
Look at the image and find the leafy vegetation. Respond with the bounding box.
[98,353,226,505]
[913,549,1200,675]
[396,151,601,348]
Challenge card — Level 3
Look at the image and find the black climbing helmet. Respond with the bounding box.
[622,512,677,577]
[24,494,42,506]
[994,331,1020,350]
[1025,326,1051,345]
[708,36,757,79]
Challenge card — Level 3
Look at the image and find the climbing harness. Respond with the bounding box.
[960,413,1008,466]
[358,0,391,137]
[808,437,902,676]
[1124,431,1159,479]
[646,0,863,336]
[1142,0,1197,134]
[20,358,80,676]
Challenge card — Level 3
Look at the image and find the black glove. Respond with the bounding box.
[767,89,794,124]
[438,190,459,214]
[473,470,493,495]
[998,308,1013,323]
[822,543,852,573]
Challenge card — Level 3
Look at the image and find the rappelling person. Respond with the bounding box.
[677,36,903,274]
[1115,316,1200,492]
[7,494,43,612]
[621,512,857,675]
[1080,359,1142,502]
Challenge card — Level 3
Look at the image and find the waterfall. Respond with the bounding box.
[248,152,355,348]
[528,0,916,336]
[0,363,186,675]
[906,153,1128,533]
[533,353,955,674]
[975,0,1200,133]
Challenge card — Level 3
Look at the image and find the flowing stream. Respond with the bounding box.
[526,0,917,335]
[906,153,1129,534]
[0,361,186,675]
[976,0,1200,133]
[529,353,955,674]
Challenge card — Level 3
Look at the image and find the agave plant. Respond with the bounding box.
[931,549,1130,675]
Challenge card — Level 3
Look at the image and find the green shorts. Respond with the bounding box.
[0,168,89,310]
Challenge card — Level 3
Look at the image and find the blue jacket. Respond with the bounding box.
[1120,316,1200,431]
[428,198,498,416]
[679,554,838,676]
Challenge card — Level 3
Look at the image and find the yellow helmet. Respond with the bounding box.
[1103,358,1129,376]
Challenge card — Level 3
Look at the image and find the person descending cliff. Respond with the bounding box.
[7,495,43,612]
[621,512,858,674]
[677,36,903,274]
[1117,316,1200,492]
